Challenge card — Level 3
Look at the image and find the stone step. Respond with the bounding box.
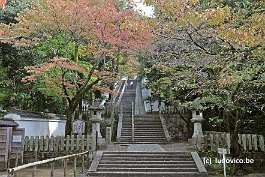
[120,139,166,141]
[122,132,165,134]
[122,122,162,124]
[121,131,164,133]
[121,131,165,133]
[123,123,162,126]
[114,142,169,144]
[99,164,196,168]
[120,137,166,139]
[103,151,190,154]
[120,137,166,140]
[97,167,198,172]
[121,133,165,135]
[99,160,195,164]
[121,133,164,136]
[123,120,162,123]
[101,157,192,161]
[121,133,165,136]
[121,131,165,134]
[103,153,190,157]
[123,118,161,121]
[87,171,204,177]
[122,128,164,130]
[120,140,167,142]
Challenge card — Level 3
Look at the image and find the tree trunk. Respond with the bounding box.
[229,110,243,174]
[65,108,74,135]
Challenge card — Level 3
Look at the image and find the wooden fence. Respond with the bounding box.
[204,131,265,153]
[23,134,96,154]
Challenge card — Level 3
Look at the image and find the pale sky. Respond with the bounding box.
[133,0,154,17]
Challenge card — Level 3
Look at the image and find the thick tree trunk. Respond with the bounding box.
[65,108,74,135]
[227,110,243,174]
[65,98,80,135]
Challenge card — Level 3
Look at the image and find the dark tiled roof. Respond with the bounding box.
[6,109,66,120]
[0,118,19,127]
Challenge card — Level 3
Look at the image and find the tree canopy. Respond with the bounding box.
[0,0,153,134]
[141,0,264,172]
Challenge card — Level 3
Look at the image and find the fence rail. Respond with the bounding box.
[204,131,265,153]
[7,151,89,177]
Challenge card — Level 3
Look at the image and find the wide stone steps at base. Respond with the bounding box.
[97,168,198,172]
[87,171,204,177]
[99,160,195,164]
[87,151,207,177]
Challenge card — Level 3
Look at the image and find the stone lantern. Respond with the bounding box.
[191,110,204,149]
[89,101,104,138]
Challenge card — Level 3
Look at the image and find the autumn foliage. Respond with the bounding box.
[0,0,153,134]
[0,0,6,11]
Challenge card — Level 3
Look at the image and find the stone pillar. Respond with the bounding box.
[191,110,204,149]
[89,102,104,138]
[106,127,112,144]
[91,117,102,138]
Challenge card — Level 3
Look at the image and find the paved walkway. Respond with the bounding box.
[127,144,165,152]
[102,142,191,152]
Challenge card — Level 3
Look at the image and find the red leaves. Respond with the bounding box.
[0,0,6,11]
[92,85,113,94]
[0,30,4,36]
[90,3,153,54]
[22,57,88,83]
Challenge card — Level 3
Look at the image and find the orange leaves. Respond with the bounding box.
[1,0,153,57]
[203,7,230,26]
[22,57,89,83]
[90,2,153,55]
[0,0,6,11]
[92,85,113,94]
[218,9,265,49]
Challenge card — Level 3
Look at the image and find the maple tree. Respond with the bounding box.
[143,0,264,173]
[0,0,153,134]
[0,0,6,11]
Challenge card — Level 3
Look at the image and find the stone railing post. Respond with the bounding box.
[116,107,123,142]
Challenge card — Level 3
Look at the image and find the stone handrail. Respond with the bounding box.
[115,79,127,108]
[134,82,140,115]
[111,78,127,133]
[131,101,135,142]
[159,109,171,142]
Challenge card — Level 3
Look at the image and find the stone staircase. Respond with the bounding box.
[117,80,167,144]
[87,151,207,176]
[86,79,207,177]
[119,115,167,144]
